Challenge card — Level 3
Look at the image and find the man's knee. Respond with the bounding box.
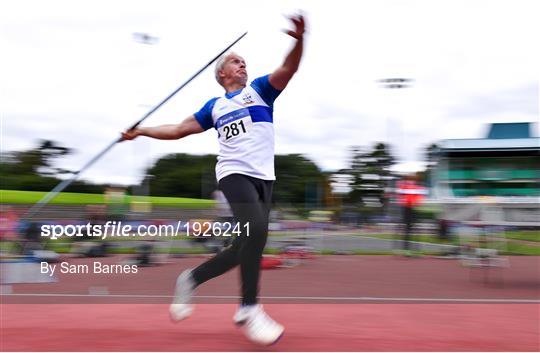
[236,235,266,262]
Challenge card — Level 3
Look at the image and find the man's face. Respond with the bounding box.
[220,54,247,85]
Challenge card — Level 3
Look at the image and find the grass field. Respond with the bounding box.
[358,232,540,255]
[0,189,214,208]
[504,230,540,242]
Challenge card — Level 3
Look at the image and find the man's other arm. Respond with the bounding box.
[121,115,203,141]
[269,14,306,91]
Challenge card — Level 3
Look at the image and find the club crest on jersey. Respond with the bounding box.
[241,93,255,105]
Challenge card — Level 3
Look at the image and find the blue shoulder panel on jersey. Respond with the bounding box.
[248,106,273,123]
[251,75,282,108]
[194,97,218,130]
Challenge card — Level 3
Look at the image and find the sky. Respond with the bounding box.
[1,0,538,186]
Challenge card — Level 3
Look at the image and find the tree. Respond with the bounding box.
[273,154,327,206]
[5,140,71,177]
[0,140,104,193]
[146,154,218,199]
[417,143,440,185]
[341,142,396,207]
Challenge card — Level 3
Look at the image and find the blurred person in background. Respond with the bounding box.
[396,174,425,256]
[105,185,128,221]
[122,14,306,345]
[0,206,20,253]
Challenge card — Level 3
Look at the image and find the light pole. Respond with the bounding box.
[377,78,414,230]
[133,33,159,206]
[377,78,414,155]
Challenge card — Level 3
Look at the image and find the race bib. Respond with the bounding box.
[216,109,253,142]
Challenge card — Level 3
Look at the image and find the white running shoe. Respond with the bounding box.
[169,269,195,322]
[240,305,284,345]
[233,305,250,326]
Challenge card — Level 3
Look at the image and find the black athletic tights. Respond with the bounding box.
[190,174,273,305]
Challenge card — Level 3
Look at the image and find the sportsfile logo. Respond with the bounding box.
[40,221,250,240]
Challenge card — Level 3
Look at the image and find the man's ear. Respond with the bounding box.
[218,69,225,81]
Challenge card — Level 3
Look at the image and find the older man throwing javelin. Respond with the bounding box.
[122,14,306,345]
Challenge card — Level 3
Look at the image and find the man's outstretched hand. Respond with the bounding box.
[284,14,306,40]
[120,128,140,141]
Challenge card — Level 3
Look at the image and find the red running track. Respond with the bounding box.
[1,303,539,351]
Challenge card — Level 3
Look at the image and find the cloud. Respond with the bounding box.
[446,83,539,120]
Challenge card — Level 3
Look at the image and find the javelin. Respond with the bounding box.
[25,32,248,219]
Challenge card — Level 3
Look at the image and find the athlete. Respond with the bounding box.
[121,14,306,345]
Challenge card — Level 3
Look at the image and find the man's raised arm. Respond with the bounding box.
[269,14,306,91]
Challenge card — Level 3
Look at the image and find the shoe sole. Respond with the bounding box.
[169,312,185,323]
[169,304,192,323]
[240,325,285,345]
[169,312,191,323]
[268,331,284,346]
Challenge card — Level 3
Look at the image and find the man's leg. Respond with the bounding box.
[190,174,264,289]
[236,203,269,305]
[239,178,273,304]
[217,175,272,305]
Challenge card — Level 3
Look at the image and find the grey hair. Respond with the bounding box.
[214,51,238,86]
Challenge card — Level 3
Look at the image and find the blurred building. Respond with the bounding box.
[432,122,540,226]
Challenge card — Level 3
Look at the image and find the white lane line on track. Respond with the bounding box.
[1,293,539,303]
